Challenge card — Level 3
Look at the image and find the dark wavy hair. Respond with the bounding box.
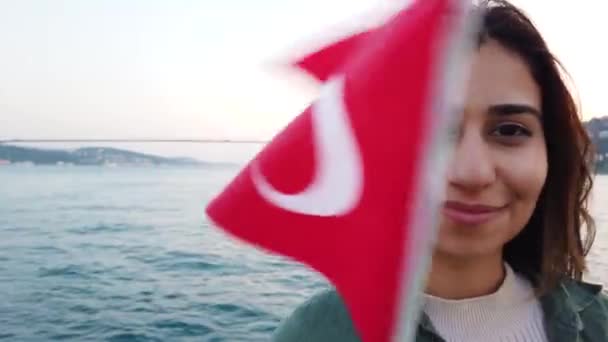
[474,0,596,294]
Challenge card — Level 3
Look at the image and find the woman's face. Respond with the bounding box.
[435,39,548,260]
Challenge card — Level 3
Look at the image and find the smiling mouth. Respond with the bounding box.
[442,201,507,225]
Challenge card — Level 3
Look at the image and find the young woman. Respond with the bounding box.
[272,1,607,341]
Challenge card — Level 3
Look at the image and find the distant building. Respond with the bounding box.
[0,159,10,165]
[599,130,608,139]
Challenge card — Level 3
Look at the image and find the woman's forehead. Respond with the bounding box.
[464,39,542,112]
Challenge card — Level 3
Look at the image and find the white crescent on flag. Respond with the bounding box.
[250,76,364,217]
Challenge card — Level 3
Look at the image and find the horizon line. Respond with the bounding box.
[0,138,269,144]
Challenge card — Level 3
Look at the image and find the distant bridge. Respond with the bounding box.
[0,138,268,144]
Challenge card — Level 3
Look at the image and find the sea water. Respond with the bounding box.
[0,165,606,341]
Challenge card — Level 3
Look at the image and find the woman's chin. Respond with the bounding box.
[433,234,504,260]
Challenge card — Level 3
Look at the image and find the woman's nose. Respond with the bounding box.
[447,130,496,191]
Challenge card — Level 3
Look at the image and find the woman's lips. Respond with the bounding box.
[442,201,506,225]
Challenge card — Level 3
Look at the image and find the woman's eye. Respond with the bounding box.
[491,123,532,137]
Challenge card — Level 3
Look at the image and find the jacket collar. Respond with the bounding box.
[542,278,602,317]
[540,278,603,341]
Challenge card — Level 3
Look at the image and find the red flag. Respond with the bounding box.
[206,1,476,341]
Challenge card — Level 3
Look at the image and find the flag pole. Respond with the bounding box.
[392,1,480,341]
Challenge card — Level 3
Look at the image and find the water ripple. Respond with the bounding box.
[152,319,212,336]
[107,333,163,342]
[68,223,153,235]
[38,265,92,279]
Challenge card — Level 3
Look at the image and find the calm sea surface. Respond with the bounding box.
[0,165,606,341]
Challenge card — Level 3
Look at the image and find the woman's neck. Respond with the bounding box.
[425,251,505,300]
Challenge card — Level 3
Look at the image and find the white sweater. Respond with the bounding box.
[423,264,548,342]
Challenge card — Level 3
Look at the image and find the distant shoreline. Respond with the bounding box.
[0,144,238,167]
[0,162,239,168]
[0,143,605,174]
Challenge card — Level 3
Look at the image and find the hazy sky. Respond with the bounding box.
[1,0,606,161]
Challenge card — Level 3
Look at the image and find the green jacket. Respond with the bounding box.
[272,279,608,341]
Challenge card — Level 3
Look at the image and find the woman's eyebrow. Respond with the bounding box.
[488,104,542,118]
